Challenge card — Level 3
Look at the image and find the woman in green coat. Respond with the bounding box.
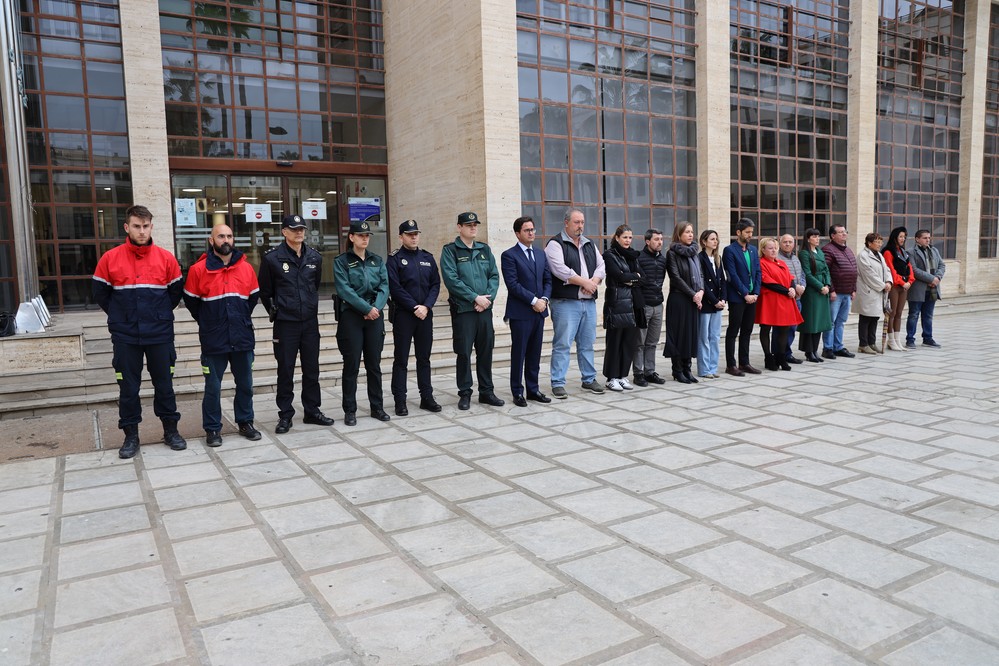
[797,228,832,363]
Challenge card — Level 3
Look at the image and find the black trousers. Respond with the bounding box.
[272,317,321,421]
[391,309,434,402]
[603,326,639,380]
[112,341,179,429]
[452,310,494,397]
[726,299,757,367]
[858,315,880,347]
[336,309,385,413]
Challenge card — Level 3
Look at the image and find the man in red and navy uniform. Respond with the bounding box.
[183,224,261,447]
[92,205,186,459]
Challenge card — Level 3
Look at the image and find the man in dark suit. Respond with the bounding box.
[501,216,553,407]
[722,218,762,376]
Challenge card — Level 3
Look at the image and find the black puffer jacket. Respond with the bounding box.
[637,246,667,306]
[602,241,645,329]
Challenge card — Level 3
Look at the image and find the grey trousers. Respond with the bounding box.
[633,303,663,376]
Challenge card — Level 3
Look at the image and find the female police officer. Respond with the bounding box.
[333,220,391,426]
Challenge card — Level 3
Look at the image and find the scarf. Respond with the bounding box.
[671,242,703,291]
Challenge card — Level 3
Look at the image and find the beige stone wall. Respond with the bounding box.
[846,0,879,257]
[384,0,521,312]
[695,3,731,233]
[120,0,174,253]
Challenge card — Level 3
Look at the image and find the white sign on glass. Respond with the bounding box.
[244,203,272,223]
[301,201,327,221]
[175,198,197,227]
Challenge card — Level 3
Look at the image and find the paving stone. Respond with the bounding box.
[60,482,143,515]
[312,556,435,615]
[743,481,846,514]
[765,459,859,486]
[905,532,999,583]
[59,505,150,544]
[171,528,276,576]
[798,425,873,446]
[0,458,56,491]
[845,455,939,482]
[598,466,686,494]
[895,571,999,641]
[153,479,235,511]
[554,421,619,440]
[391,520,503,567]
[241,476,328,508]
[54,565,171,628]
[214,444,288,468]
[662,430,734,451]
[680,461,774,490]
[340,596,492,665]
[599,644,690,665]
[0,485,53,514]
[678,540,811,596]
[553,487,657,523]
[712,507,829,549]
[833,477,939,510]
[631,584,784,660]
[491,591,641,665]
[312,457,386,483]
[423,471,511,501]
[0,570,42,615]
[367,441,439,462]
[291,441,361,464]
[284,523,389,570]
[443,440,516,459]
[227,459,306,486]
[611,511,724,555]
[924,452,999,481]
[392,455,472,480]
[881,627,999,666]
[732,634,864,665]
[0,507,51,541]
[0,614,36,665]
[555,449,635,473]
[184,561,303,622]
[48,608,185,666]
[62,465,136,491]
[783,442,867,463]
[476,452,553,476]
[914,499,999,540]
[559,546,687,602]
[259,497,355,537]
[334,474,419,504]
[463,653,526,666]
[919,474,999,507]
[766,578,924,650]
[57,531,159,580]
[792,535,929,588]
[649,483,751,519]
[930,434,997,457]
[502,515,618,561]
[515,435,589,457]
[161,501,254,540]
[633,447,713,471]
[143,461,222,489]
[732,427,806,448]
[814,503,935,544]
[0,535,46,574]
[200,603,343,666]
[510,468,600,498]
[857,439,943,460]
[710,444,791,467]
[435,551,563,611]
[592,433,665,454]
[459,492,557,528]
[346,490,450,531]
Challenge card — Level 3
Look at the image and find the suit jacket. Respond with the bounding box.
[722,241,761,302]
[502,243,552,321]
[908,243,945,302]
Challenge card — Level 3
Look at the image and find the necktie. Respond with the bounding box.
[527,247,534,263]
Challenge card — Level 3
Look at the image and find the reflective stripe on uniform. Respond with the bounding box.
[202,366,210,375]
[115,372,122,380]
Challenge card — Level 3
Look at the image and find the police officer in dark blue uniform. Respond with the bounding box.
[387,220,442,416]
[258,214,335,433]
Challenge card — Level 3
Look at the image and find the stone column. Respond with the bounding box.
[694,2,731,233]
[845,0,878,257]
[383,0,521,311]
[120,0,174,253]
[955,0,994,294]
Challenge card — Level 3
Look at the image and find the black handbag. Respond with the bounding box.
[0,311,15,337]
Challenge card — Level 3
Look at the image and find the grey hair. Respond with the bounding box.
[563,207,584,224]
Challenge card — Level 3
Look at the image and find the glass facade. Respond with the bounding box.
[158,0,386,163]
[876,0,964,259]
[20,0,132,310]
[730,0,849,241]
[516,0,697,244]
[0,112,15,312]
[981,4,999,260]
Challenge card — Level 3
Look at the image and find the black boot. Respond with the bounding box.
[779,357,792,371]
[764,354,779,371]
[119,425,140,459]
[682,359,698,383]
[163,421,187,451]
[671,357,690,383]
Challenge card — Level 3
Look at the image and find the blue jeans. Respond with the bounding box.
[772,300,801,359]
[822,293,852,352]
[202,351,254,432]
[549,298,597,387]
[696,310,722,376]
[906,298,936,344]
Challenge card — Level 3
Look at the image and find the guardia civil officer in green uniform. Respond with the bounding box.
[334,220,391,426]
[440,211,504,410]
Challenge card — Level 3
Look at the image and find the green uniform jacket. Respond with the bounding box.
[440,238,499,314]
[333,250,389,315]
[798,247,833,334]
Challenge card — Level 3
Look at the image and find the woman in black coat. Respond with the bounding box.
[663,222,704,383]
[602,224,644,391]
[696,229,726,378]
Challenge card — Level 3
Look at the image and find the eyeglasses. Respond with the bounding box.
[522,228,536,233]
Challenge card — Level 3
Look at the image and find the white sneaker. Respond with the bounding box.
[618,377,634,390]
[606,378,624,392]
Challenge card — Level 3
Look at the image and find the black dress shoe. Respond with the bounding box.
[419,397,443,412]
[633,375,649,387]
[739,364,762,375]
[458,395,471,410]
[805,352,822,363]
[479,393,505,407]
[513,395,528,407]
[645,372,667,385]
[303,412,335,426]
[395,403,409,417]
[527,391,551,404]
[205,431,222,447]
[238,422,261,441]
[371,409,391,422]
[821,349,836,360]
[786,356,803,364]
[275,418,293,434]
[835,348,855,358]
[344,412,357,426]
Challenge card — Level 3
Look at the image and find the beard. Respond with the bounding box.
[213,242,233,256]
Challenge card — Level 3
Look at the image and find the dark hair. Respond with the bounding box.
[865,232,882,246]
[829,223,846,236]
[613,224,632,239]
[645,228,663,242]
[915,229,930,238]
[736,218,755,233]
[803,228,820,272]
[125,205,153,222]
[513,216,534,233]
[885,226,908,254]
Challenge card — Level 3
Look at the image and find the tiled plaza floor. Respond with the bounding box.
[1,309,998,665]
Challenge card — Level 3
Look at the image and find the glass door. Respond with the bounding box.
[287,177,340,295]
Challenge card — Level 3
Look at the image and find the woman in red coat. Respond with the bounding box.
[756,237,804,371]
[882,226,916,351]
